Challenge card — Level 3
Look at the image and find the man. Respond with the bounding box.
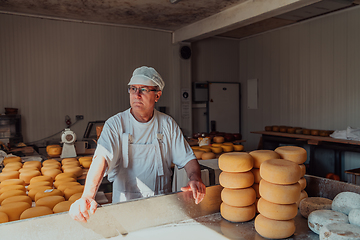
[69,66,206,222]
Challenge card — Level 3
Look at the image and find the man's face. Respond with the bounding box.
[129,85,162,114]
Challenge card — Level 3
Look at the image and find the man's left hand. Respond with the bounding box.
[181,180,206,204]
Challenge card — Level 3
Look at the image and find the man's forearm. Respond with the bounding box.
[184,159,202,182]
[81,155,108,199]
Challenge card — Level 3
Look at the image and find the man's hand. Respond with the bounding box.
[181,180,206,204]
[69,197,98,223]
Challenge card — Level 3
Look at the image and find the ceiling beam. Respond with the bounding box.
[172,0,321,43]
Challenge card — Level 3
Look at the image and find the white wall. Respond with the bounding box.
[0,14,190,145]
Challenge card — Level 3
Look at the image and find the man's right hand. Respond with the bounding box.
[69,197,98,223]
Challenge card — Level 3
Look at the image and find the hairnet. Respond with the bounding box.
[128,66,165,91]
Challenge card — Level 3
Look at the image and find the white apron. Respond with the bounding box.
[111,114,171,203]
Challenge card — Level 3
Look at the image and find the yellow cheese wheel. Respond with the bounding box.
[221,145,234,153]
[0,171,19,182]
[55,173,77,181]
[274,146,307,164]
[78,157,92,165]
[193,150,204,160]
[43,164,62,170]
[63,167,83,178]
[46,145,59,152]
[4,162,22,168]
[41,166,61,174]
[0,179,25,187]
[3,156,22,166]
[0,211,9,223]
[249,150,281,168]
[81,159,92,168]
[2,165,22,171]
[27,181,53,191]
[62,161,81,167]
[68,192,82,203]
[211,147,222,154]
[257,197,298,220]
[35,188,64,202]
[296,190,308,207]
[253,183,260,198]
[46,145,62,157]
[221,187,256,207]
[191,146,200,151]
[36,195,65,209]
[251,168,261,183]
[299,164,306,177]
[57,182,81,192]
[53,201,72,213]
[298,177,307,190]
[213,136,225,143]
[199,147,211,153]
[218,152,253,172]
[61,158,79,165]
[0,189,26,204]
[23,161,42,170]
[42,159,61,166]
[30,175,53,184]
[54,178,77,189]
[0,185,26,195]
[211,143,223,147]
[28,186,53,201]
[219,171,254,189]
[260,159,301,185]
[255,214,295,239]
[1,195,32,206]
[19,170,41,184]
[259,179,301,204]
[20,206,53,220]
[19,167,39,173]
[64,185,84,200]
[0,202,31,221]
[201,152,216,160]
[223,142,233,146]
[220,202,255,222]
[233,145,244,152]
[42,169,62,181]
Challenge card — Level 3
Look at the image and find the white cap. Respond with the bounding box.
[128,66,165,91]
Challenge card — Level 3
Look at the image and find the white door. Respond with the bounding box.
[208,82,240,133]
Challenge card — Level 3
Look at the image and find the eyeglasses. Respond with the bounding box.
[128,86,158,95]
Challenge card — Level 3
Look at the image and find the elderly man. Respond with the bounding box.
[70,66,206,222]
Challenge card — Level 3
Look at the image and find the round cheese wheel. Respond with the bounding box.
[46,145,62,157]
[27,181,53,191]
[0,202,31,221]
[233,145,244,152]
[259,179,301,204]
[253,183,260,198]
[3,156,22,166]
[221,187,256,207]
[0,171,19,182]
[61,158,79,165]
[35,188,64,202]
[54,178,77,188]
[64,185,84,200]
[201,152,216,160]
[221,145,234,153]
[78,157,92,165]
[28,186,54,201]
[30,175,53,184]
[81,160,92,169]
[41,166,61,174]
[308,210,348,234]
[219,171,254,189]
[223,142,233,146]
[332,192,360,215]
[57,182,81,192]
[0,211,9,223]
[213,136,224,143]
[298,177,307,190]
[199,147,211,153]
[42,169,62,181]
[2,165,22,171]
[19,170,41,184]
[1,195,32,206]
[36,195,65,209]
[220,202,255,222]
[299,164,306,177]
[211,147,222,154]
[299,197,333,219]
[219,152,253,172]
[0,179,25,187]
[19,167,39,173]
[0,189,26,204]
[68,192,82,203]
[251,168,261,183]
[20,206,53,220]
[62,161,81,168]
[63,167,83,178]
[258,198,297,220]
[249,150,280,168]
[53,201,72,213]
[193,150,204,160]
[212,143,223,147]
[349,208,360,227]
[319,223,360,240]
[274,146,307,164]
[55,173,77,181]
[5,162,23,168]
[43,159,61,166]
[260,159,301,185]
[23,161,41,170]
[0,185,26,195]
[255,214,295,239]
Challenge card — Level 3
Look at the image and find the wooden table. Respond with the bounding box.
[251,131,360,179]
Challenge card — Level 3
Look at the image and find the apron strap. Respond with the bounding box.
[154,135,164,176]
[122,133,130,168]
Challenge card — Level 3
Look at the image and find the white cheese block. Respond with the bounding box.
[349,208,360,227]
[308,210,348,234]
[332,192,360,215]
[299,197,332,219]
[320,223,360,240]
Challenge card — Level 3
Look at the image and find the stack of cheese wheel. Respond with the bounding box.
[0,156,22,182]
[46,145,62,158]
[249,150,280,213]
[79,156,93,169]
[219,152,256,222]
[275,146,308,206]
[61,158,83,178]
[255,158,302,239]
[41,159,62,181]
